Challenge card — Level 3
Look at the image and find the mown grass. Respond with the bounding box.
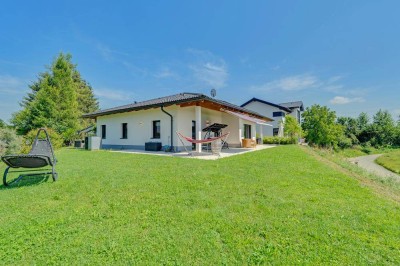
[336,146,398,158]
[376,150,400,174]
[0,146,400,264]
[314,147,400,192]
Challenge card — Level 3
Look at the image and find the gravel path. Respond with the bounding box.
[349,154,400,179]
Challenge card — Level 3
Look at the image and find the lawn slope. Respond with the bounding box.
[0,146,399,264]
[376,150,400,174]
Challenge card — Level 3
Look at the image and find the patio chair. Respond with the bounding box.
[1,128,58,186]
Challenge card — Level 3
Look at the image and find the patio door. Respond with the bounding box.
[244,124,252,139]
[192,120,196,150]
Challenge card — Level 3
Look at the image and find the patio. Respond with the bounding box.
[110,144,276,160]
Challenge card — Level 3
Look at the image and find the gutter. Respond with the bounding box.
[161,106,174,152]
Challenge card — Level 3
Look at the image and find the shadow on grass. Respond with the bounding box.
[0,173,50,190]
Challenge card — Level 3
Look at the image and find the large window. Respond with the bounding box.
[121,123,128,139]
[273,111,285,117]
[244,124,252,139]
[152,120,160,139]
[101,125,106,139]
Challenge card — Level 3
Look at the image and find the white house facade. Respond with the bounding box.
[241,98,304,137]
[83,93,273,152]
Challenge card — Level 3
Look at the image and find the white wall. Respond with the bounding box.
[96,106,180,149]
[96,105,249,150]
[288,108,301,123]
[177,106,244,147]
[242,101,285,136]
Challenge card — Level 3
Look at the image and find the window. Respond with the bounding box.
[121,123,128,139]
[273,111,285,117]
[152,120,160,138]
[244,124,252,139]
[101,125,106,139]
[273,128,279,136]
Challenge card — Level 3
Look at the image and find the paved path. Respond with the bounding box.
[349,154,400,179]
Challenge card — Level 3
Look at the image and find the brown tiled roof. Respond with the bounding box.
[83,92,272,120]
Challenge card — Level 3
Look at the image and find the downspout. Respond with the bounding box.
[161,106,174,152]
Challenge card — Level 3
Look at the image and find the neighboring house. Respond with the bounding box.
[83,93,273,152]
[241,98,304,137]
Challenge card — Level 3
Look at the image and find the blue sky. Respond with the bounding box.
[1,1,399,122]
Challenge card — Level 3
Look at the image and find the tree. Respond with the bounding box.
[0,128,21,156]
[369,109,396,147]
[337,116,359,145]
[11,53,99,141]
[356,112,371,144]
[284,115,302,138]
[302,104,343,147]
[0,119,5,128]
[395,118,400,146]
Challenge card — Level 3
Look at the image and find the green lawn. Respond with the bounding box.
[336,146,398,158]
[1,146,400,264]
[376,150,400,174]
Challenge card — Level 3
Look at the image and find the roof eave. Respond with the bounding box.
[82,94,273,122]
[82,95,209,119]
[241,98,291,113]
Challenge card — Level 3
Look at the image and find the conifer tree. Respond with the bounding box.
[12,53,99,140]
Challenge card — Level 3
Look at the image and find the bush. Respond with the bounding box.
[337,135,353,149]
[263,136,297,145]
[361,142,373,154]
[20,128,63,154]
[0,128,22,156]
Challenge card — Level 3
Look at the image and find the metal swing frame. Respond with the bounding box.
[1,128,58,186]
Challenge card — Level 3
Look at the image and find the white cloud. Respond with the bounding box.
[96,43,129,62]
[392,109,400,117]
[326,75,343,84]
[94,88,134,101]
[329,96,365,105]
[0,75,27,94]
[251,74,319,92]
[187,48,228,89]
[323,85,344,93]
[154,67,178,79]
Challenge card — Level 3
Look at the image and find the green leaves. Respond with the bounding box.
[11,53,99,142]
[284,115,302,138]
[302,104,343,148]
[0,127,21,155]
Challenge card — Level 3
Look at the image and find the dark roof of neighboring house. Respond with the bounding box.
[279,101,304,111]
[240,98,292,113]
[83,92,272,121]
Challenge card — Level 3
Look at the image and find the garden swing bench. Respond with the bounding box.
[176,131,230,157]
[1,128,58,186]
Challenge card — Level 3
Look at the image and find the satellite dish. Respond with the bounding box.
[210,88,216,98]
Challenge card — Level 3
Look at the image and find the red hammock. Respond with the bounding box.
[177,132,229,144]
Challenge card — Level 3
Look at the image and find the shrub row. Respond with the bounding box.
[263,136,297,145]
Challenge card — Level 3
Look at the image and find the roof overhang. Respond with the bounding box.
[241,98,292,113]
[83,93,273,122]
[223,109,273,126]
[178,99,273,122]
[82,97,204,118]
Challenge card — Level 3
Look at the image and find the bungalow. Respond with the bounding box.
[241,98,304,137]
[83,93,273,152]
